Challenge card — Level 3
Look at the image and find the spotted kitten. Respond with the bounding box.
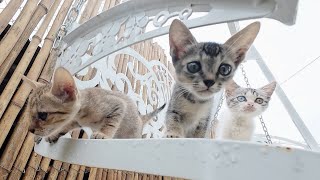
[165,20,260,138]
[23,67,165,143]
[216,80,276,141]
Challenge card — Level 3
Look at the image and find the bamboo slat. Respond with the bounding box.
[0,0,60,119]
[22,151,42,179]
[135,42,144,94]
[0,0,39,67]
[95,169,104,180]
[122,54,129,93]
[102,170,108,180]
[7,133,34,180]
[5,49,58,180]
[91,0,103,18]
[78,0,98,24]
[48,160,63,180]
[76,165,87,180]
[0,0,24,35]
[0,0,54,84]
[0,111,29,178]
[88,168,98,180]
[34,157,51,179]
[0,0,74,149]
[103,0,116,11]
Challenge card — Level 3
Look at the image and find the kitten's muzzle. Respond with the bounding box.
[203,80,215,88]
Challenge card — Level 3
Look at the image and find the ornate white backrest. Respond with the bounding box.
[55,0,298,138]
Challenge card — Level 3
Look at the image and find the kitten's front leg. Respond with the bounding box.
[165,111,185,138]
[45,121,81,143]
[193,117,210,138]
[91,104,125,139]
[34,135,42,144]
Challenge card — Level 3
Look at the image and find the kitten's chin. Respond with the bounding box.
[240,110,261,118]
[194,90,215,100]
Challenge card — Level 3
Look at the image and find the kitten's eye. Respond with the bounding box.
[237,96,247,102]
[37,112,48,121]
[187,62,201,73]
[219,64,232,76]
[255,98,264,104]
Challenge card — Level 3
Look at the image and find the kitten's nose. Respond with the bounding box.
[203,80,215,88]
[247,102,254,106]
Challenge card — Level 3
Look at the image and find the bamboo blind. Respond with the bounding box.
[0,0,182,179]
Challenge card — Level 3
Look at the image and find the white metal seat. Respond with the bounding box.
[34,0,320,179]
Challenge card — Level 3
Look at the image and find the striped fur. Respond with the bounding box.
[165,20,260,138]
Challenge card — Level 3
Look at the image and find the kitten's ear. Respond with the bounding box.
[260,81,277,97]
[51,67,77,102]
[169,19,197,62]
[225,79,240,97]
[21,75,43,89]
[224,22,260,66]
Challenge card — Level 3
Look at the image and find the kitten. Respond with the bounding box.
[216,80,276,141]
[165,19,260,138]
[23,67,165,143]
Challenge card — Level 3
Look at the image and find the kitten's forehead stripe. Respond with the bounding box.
[202,42,222,57]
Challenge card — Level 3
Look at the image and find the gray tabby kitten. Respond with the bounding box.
[24,67,165,143]
[216,80,276,141]
[165,19,260,138]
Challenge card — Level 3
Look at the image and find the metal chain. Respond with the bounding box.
[240,64,272,144]
[53,0,87,50]
[210,93,225,138]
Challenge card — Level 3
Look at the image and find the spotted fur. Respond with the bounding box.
[165,20,260,138]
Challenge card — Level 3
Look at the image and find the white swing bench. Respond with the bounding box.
[35,0,320,179]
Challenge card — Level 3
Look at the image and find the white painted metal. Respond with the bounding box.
[35,138,320,180]
[56,0,299,75]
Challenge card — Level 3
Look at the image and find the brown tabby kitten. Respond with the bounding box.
[23,67,165,143]
[165,20,260,138]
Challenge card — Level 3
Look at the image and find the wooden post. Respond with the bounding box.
[0,0,54,84]
[0,0,39,66]
[0,0,24,34]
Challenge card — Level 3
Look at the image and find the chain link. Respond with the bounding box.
[210,92,225,138]
[53,0,87,50]
[240,64,272,144]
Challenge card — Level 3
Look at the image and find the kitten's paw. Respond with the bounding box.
[90,132,111,139]
[34,136,42,144]
[45,135,59,144]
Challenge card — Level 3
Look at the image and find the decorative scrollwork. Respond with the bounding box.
[66,47,174,138]
[56,5,197,73]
